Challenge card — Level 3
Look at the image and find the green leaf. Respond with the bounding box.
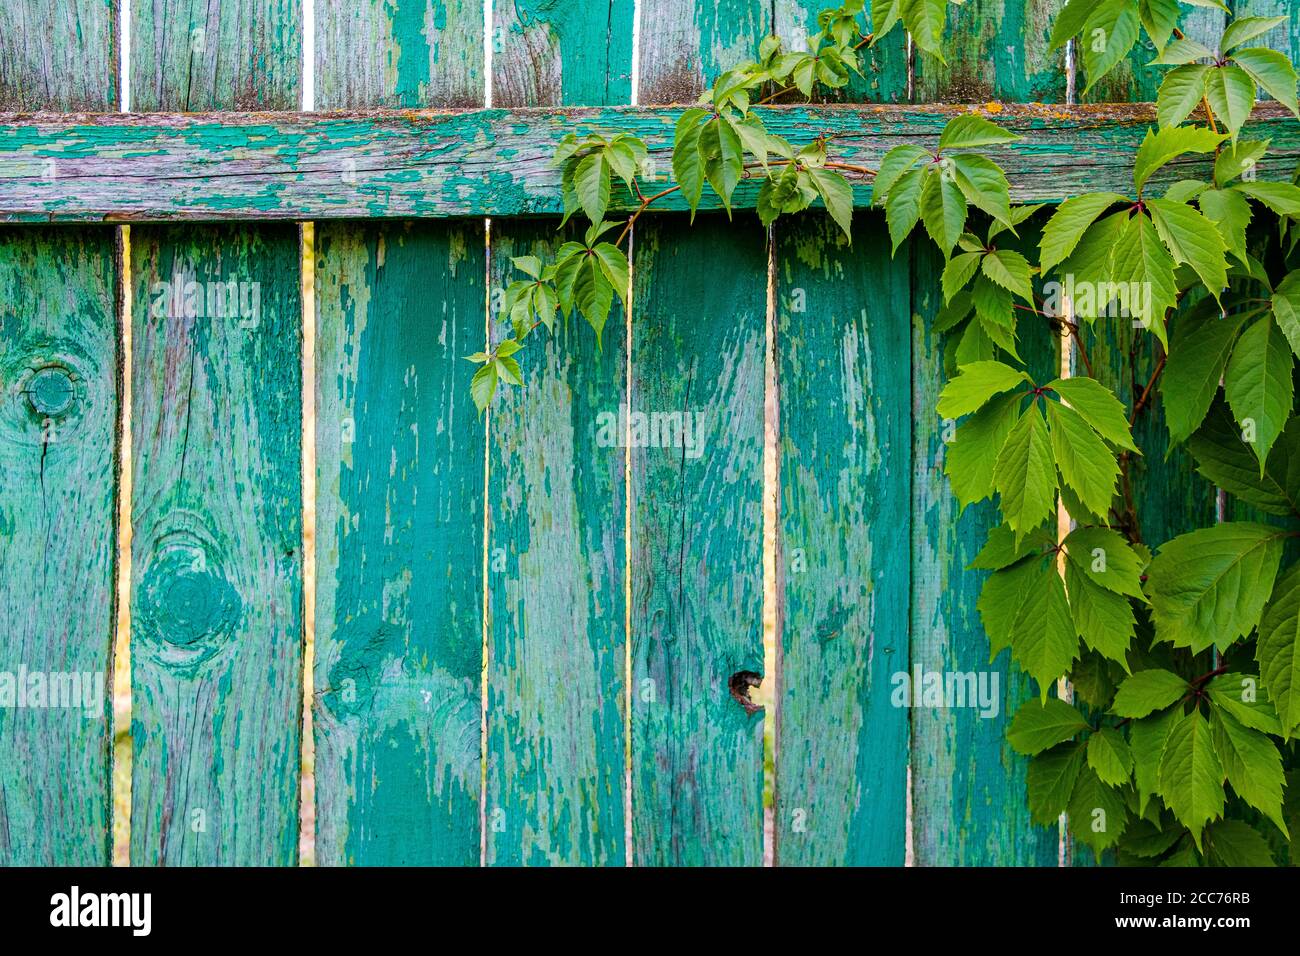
[950,153,1014,227]
[979,557,1079,694]
[1146,522,1286,654]
[1197,187,1252,263]
[1214,139,1270,184]
[1224,315,1294,469]
[1273,271,1300,358]
[808,167,854,241]
[1112,669,1189,718]
[1008,698,1090,756]
[1187,397,1296,516]
[1258,561,1300,738]
[937,114,1021,151]
[920,166,967,255]
[1156,64,1210,128]
[470,362,498,413]
[573,256,615,346]
[1131,706,1180,816]
[1157,708,1225,849]
[1204,819,1276,866]
[942,251,983,303]
[1110,212,1179,341]
[885,166,925,254]
[1069,765,1130,853]
[980,249,1034,303]
[1138,0,1181,52]
[935,360,1028,419]
[1234,180,1300,216]
[901,0,947,60]
[1049,0,1097,49]
[1161,307,1248,444]
[1133,126,1227,196]
[1039,193,1127,276]
[872,144,928,203]
[593,243,630,311]
[1047,377,1140,452]
[1045,400,1120,519]
[1230,46,1300,119]
[573,152,610,225]
[1147,198,1229,301]
[969,522,1054,571]
[993,402,1058,540]
[1063,526,1146,599]
[1028,742,1087,826]
[1088,726,1134,787]
[1210,708,1288,835]
[1080,0,1141,94]
[1204,65,1257,141]
[673,109,707,216]
[1151,34,1216,66]
[946,393,1021,508]
[1207,672,1284,736]
[1066,562,1137,666]
[1222,16,1287,54]
[698,115,744,212]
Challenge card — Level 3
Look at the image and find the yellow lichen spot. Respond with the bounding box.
[984,102,1003,114]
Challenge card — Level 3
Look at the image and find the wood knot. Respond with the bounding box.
[729,670,763,716]
[135,530,241,672]
[26,365,77,418]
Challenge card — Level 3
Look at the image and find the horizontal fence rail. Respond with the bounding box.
[1,103,1298,221]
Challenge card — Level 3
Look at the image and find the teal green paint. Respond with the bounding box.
[9,105,1300,221]
[486,224,626,866]
[316,0,484,108]
[0,0,118,110]
[313,222,485,866]
[910,240,1060,866]
[773,212,910,866]
[493,0,635,106]
[131,0,302,110]
[129,224,303,865]
[630,217,766,866]
[914,0,1068,103]
[637,0,770,102]
[0,226,118,865]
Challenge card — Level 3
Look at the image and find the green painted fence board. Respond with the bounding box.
[1085,6,1225,102]
[129,223,302,865]
[910,241,1061,866]
[129,0,302,866]
[316,0,483,109]
[0,226,118,865]
[772,211,910,866]
[130,0,302,111]
[487,0,630,867]
[313,0,486,867]
[9,104,1300,221]
[637,0,771,102]
[313,220,485,865]
[914,0,1067,103]
[493,0,634,107]
[0,0,118,111]
[486,223,627,866]
[630,216,766,866]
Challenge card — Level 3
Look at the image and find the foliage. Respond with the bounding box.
[469,0,1300,865]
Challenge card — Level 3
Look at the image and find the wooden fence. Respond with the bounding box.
[0,0,1297,867]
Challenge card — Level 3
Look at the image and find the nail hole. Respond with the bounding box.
[729,670,763,716]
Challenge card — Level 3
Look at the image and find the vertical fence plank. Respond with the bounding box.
[0,228,118,865]
[130,0,302,111]
[0,0,118,110]
[313,1,485,866]
[1085,6,1225,102]
[0,0,118,867]
[313,221,485,865]
[129,1,302,865]
[486,0,631,867]
[913,0,1067,103]
[631,217,767,866]
[632,0,768,868]
[315,0,483,108]
[772,212,910,866]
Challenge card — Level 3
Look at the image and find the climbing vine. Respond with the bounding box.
[470,0,1300,866]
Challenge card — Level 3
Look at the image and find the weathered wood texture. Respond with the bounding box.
[129,224,302,865]
[771,0,907,103]
[629,217,766,866]
[773,212,910,866]
[128,0,303,866]
[914,0,1067,103]
[637,0,770,103]
[493,0,634,107]
[313,221,485,865]
[316,0,483,109]
[1085,6,1225,102]
[313,0,485,867]
[5,103,1299,221]
[0,0,118,111]
[487,0,629,867]
[0,226,118,865]
[130,0,302,111]
[0,0,118,869]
